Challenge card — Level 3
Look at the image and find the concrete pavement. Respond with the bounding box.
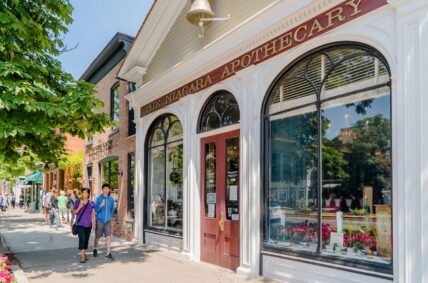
[0,209,278,283]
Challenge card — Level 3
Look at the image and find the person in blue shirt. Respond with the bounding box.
[93,183,115,260]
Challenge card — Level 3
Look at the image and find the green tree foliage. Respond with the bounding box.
[0,0,111,166]
[349,115,391,190]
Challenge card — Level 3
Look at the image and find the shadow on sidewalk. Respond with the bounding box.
[16,243,155,280]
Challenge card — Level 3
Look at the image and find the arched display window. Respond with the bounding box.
[262,43,392,273]
[145,114,183,233]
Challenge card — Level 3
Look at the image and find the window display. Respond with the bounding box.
[264,44,392,269]
[146,114,183,233]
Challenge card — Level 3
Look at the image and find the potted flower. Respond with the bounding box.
[0,256,16,283]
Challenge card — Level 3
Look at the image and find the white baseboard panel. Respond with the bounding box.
[262,255,392,283]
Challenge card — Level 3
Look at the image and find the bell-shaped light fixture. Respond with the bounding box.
[186,0,215,26]
[186,0,231,38]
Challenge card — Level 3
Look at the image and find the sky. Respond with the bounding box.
[58,0,154,79]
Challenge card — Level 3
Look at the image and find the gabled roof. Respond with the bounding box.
[80,32,134,83]
[118,0,188,82]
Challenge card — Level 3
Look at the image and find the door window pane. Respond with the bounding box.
[267,110,318,251]
[225,138,239,221]
[205,143,216,218]
[321,94,392,264]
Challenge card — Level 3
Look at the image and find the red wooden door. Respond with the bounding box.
[201,130,240,270]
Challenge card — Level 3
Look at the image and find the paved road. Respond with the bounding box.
[0,209,277,283]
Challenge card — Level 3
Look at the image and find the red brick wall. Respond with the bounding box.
[83,60,136,240]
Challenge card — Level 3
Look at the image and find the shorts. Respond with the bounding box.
[95,221,112,238]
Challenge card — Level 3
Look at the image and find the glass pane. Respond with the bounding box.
[166,141,183,231]
[205,143,216,218]
[147,146,166,228]
[267,110,318,251]
[222,105,240,127]
[149,128,165,147]
[128,154,135,219]
[215,94,228,114]
[225,138,239,221]
[321,93,392,264]
[111,85,120,130]
[110,160,119,217]
[202,113,221,132]
[167,121,183,143]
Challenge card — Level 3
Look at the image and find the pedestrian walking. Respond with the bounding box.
[72,188,95,263]
[93,183,115,261]
[11,192,16,209]
[19,194,24,209]
[57,190,68,225]
[0,193,5,212]
[43,190,52,225]
[50,189,62,229]
[67,189,77,227]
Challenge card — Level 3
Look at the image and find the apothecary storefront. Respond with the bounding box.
[119,0,428,282]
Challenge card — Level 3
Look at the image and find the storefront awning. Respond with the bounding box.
[23,171,43,185]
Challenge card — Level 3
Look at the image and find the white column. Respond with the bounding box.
[175,96,193,257]
[236,66,261,276]
[133,106,145,244]
[387,1,428,282]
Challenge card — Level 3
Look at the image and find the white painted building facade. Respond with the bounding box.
[119,0,428,282]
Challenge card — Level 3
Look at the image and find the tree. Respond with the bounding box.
[0,0,111,166]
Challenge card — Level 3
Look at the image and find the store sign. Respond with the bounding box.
[87,141,112,161]
[140,0,387,117]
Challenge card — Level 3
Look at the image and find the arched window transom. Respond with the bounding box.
[199,91,240,133]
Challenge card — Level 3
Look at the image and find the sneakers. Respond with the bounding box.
[105,253,115,261]
[93,249,98,257]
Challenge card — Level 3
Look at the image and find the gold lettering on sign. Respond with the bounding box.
[204,74,212,87]
[326,7,345,29]
[221,65,231,79]
[278,32,293,52]
[251,46,264,63]
[241,54,252,68]
[308,19,325,37]
[231,59,241,74]
[294,25,308,42]
[346,0,363,16]
[264,39,278,58]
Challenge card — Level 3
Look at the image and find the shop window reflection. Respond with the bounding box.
[264,45,392,269]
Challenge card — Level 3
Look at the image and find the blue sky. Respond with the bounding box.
[58,0,154,79]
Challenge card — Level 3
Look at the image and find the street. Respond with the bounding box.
[0,209,275,283]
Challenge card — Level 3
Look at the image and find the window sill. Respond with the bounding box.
[261,245,393,279]
[144,227,183,239]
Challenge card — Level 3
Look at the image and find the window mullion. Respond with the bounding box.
[164,143,168,230]
[316,97,322,255]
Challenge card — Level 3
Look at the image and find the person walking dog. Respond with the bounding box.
[93,184,115,261]
[72,188,95,263]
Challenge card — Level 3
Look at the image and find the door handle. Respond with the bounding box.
[219,211,225,232]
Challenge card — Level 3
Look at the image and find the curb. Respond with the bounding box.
[0,233,30,283]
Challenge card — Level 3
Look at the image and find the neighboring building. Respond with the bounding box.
[118,0,428,283]
[81,32,136,240]
[44,134,85,191]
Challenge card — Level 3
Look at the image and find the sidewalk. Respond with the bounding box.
[0,209,278,283]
